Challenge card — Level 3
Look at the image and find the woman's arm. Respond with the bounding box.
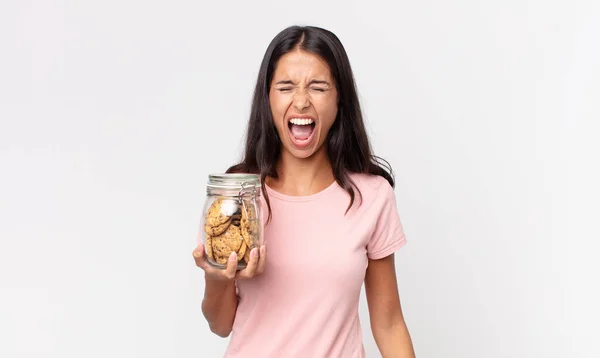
[201,277,238,337]
[365,253,416,358]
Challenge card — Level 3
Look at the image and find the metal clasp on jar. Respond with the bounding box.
[238,181,257,218]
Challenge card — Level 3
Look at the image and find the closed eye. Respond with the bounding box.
[311,87,329,92]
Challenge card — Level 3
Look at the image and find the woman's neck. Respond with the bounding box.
[267,148,335,196]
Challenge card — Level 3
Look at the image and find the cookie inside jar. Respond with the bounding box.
[204,198,257,266]
[203,196,259,268]
[202,173,262,269]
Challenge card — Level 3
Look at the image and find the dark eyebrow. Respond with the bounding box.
[274,80,295,85]
[273,80,332,86]
[309,80,331,86]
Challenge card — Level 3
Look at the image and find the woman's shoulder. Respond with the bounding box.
[347,172,394,200]
[348,172,391,189]
[344,172,398,218]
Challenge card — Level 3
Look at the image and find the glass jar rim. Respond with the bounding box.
[207,173,261,190]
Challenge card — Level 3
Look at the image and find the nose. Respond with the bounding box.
[292,91,310,111]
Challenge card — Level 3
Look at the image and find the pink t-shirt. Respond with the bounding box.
[223,173,407,357]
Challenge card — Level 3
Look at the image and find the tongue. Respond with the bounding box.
[290,124,313,140]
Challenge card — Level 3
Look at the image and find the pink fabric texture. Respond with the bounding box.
[222,173,407,357]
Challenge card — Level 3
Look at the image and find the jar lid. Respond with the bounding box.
[207,173,261,190]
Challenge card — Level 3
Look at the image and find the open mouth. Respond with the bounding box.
[287,117,316,149]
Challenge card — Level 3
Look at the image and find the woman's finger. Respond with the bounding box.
[222,251,238,280]
[192,244,206,269]
[237,248,259,279]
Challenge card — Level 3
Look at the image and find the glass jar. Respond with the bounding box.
[200,173,263,269]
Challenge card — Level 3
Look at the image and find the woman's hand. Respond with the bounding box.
[193,243,267,281]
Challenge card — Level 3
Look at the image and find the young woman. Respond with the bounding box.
[193,25,416,358]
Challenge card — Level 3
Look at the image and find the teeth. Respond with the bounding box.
[289,118,314,125]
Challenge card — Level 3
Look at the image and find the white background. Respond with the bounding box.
[1,0,599,357]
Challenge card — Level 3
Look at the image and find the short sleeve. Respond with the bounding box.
[366,180,407,260]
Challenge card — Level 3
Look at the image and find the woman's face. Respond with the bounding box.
[269,49,338,160]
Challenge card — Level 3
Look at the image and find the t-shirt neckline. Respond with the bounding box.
[264,180,339,202]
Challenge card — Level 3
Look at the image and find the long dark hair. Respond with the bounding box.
[227,25,394,222]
